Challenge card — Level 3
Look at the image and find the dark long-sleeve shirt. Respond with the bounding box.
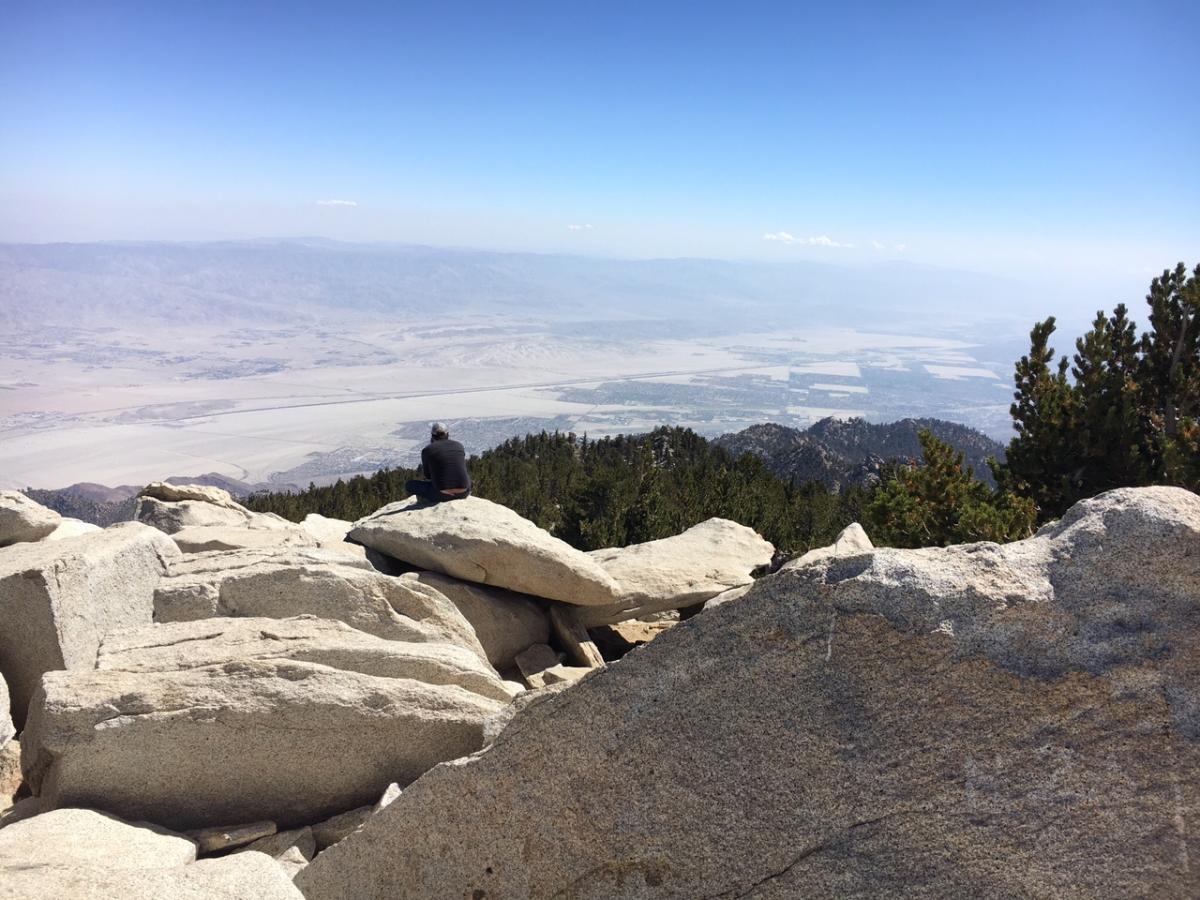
[420,439,471,492]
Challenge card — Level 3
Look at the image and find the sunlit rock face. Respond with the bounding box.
[298,487,1200,900]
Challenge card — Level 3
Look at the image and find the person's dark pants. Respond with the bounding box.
[406,479,470,503]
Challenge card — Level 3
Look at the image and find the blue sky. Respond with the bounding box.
[2,1,1196,286]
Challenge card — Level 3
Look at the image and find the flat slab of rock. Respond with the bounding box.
[350,497,622,606]
[154,550,488,661]
[0,491,61,547]
[99,616,515,703]
[2,844,304,899]
[22,644,504,829]
[168,524,317,554]
[0,523,179,729]
[408,572,549,668]
[577,517,775,626]
[514,643,561,684]
[0,807,196,871]
[297,487,1200,900]
[527,663,591,689]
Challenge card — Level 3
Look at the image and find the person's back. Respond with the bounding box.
[406,422,471,503]
[421,437,471,492]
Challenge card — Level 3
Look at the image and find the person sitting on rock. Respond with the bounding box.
[405,422,472,503]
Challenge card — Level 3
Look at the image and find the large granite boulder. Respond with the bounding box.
[98,616,515,702]
[703,523,871,611]
[0,808,302,899]
[140,482,245,508]
[0,807,197,870]
[781,521,873,570]
[577,517,775,626]
[0,523,179,728]
[154,550,488,660]
[21,622,505,829]
[350,497,622,606]
[408,572,549,669]
[135,495,252,534]
[0,491,61,547]
[135,482,252,533]
[298,487,1200,900]
[135,482,316,553]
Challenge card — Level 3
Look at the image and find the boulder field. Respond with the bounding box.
[3,483,1198,898]
[0,521,179,728]
[298,487,1200,899]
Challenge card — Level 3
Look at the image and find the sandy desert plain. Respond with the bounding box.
[0,314,1018,491]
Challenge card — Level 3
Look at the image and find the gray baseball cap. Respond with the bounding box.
[431,421,449,436]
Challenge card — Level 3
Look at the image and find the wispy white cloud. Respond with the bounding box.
[871,240,907,252]
[567,223,594,231]
[316,199,358,207]
[872,240,886,251]
[762,231,853,248]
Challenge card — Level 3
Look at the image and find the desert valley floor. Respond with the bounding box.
[0,318,1019,490]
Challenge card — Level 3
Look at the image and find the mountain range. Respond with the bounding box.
[0,239,1033,334]
[715,417,1005,489]
[26,418,1004,526]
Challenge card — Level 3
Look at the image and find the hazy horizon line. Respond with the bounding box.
[0,234,1013,276]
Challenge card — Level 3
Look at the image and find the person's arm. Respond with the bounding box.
[420,446,431,480]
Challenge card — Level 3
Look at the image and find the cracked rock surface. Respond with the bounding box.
[298,486,1200,899]
[0,522,179,729]
[350,496,622,606]
[579,517,775,625]
[20,617,505,830]
[98,615,515,701]
[0,806,304,899]
[407,571,549,669]
[153,549,489,661]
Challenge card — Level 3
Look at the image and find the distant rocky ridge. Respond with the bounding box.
[716,416,1006,489]
[25,418,1003,531]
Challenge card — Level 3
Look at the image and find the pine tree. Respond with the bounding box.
[1071,304,1148,493]
[999,263,1200,516]
[867,431,1036,548]
[1001,318,1080,516]
[1142,263,1200,486]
